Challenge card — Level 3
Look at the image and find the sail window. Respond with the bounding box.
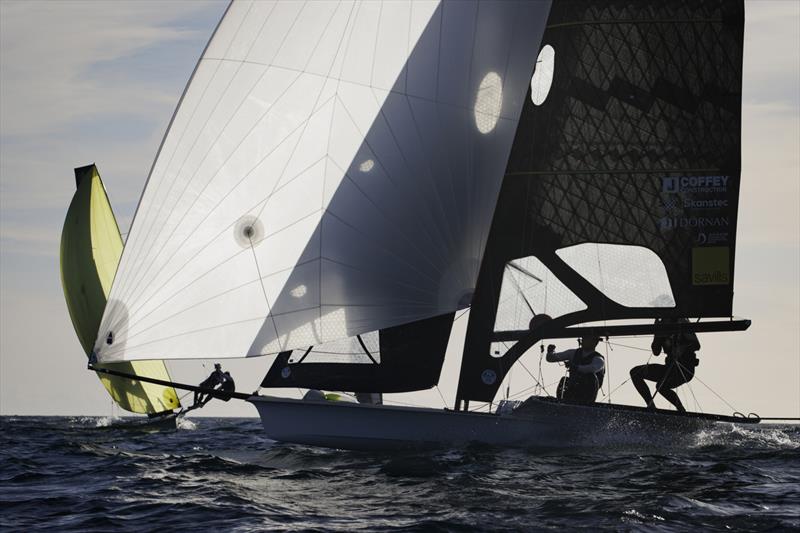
[556,243,675,308]
[474,72,503,134]
[530,45,554,106]
[493,255,586,335]
[358,159,374,172]
[290,285,307,298]
[294,332,381,365]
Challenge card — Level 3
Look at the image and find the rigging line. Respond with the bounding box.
[608,340,652,353]
[604,338,611,404]
[676,360,702,414]
[249,233,280,348]
[505,267,536,316]
[507,261,544,283]
[518,359,551,398]
[607,378,631,397]
[677,359,742,413]
[434,386,447,409]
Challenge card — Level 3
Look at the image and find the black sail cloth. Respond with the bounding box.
[261,312,454,393]
[458,0,744,403]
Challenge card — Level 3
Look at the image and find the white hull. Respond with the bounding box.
[249,395,742,451]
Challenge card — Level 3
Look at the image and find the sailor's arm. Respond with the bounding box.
[546,347,575,362]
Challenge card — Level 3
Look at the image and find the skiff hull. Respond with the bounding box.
[249,395,754,451]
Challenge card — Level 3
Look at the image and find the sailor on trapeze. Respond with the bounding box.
[546,335,605,404]
[189,363,235,410]
[629,318,700,412]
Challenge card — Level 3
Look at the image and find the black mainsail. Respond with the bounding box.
[457,0,746,404]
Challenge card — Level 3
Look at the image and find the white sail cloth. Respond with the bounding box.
[96,0,551,362]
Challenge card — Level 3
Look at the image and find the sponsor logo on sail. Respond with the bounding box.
[662,175,729,193]
[696,232,730,245]
[659,216,729,231]
[683,198,728,209]
[692,246,730,285]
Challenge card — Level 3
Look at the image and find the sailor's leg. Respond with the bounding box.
[656,364,691,412]
[658,387,685,412]
[630,365,656,407]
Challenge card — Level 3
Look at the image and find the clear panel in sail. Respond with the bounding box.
[292,331,380,365]
[95,0,552,362]
[493,256,586,332]
[556,243,675,308]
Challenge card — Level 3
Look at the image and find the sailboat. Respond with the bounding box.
[88,0,763,449]
[61,164,182,428]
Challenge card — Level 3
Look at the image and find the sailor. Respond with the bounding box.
[218,371,236,401]
[193,362,226,408]
[546,336,605,404]
[629,318,700,412]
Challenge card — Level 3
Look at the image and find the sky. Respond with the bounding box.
[1,0,798,419]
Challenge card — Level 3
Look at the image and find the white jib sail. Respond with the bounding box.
[96,0,552,362]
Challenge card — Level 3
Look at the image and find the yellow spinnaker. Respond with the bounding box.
[60,164,180,414]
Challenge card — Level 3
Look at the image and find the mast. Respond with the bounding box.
[456,0,746,406]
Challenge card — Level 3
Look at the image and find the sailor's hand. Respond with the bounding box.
[547,344,556,353]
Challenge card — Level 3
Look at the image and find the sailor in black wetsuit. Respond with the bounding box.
[629,318,700,412]
[546,336,605,404]
[193,363,226,408]
[218,371,236,401]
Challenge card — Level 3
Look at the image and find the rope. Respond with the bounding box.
[604,338,611,403]
[434,386,447,408]
[675,360,702,413]
[677,360,740,413]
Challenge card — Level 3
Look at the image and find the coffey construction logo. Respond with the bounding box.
[662,175,729,193]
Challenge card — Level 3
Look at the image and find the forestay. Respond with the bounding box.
[95,0,552,363]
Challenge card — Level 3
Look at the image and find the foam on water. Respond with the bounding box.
[693,423,800,449]
[176,417,197,431]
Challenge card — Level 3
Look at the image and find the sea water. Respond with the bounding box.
[1,416,798,531]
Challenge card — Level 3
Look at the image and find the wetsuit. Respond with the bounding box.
[630,324,700,412]
[218,372,236,401]
[193,368,225,407]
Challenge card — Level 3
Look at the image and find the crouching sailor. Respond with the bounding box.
[191,363,228,409]
[546,336,605,404]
